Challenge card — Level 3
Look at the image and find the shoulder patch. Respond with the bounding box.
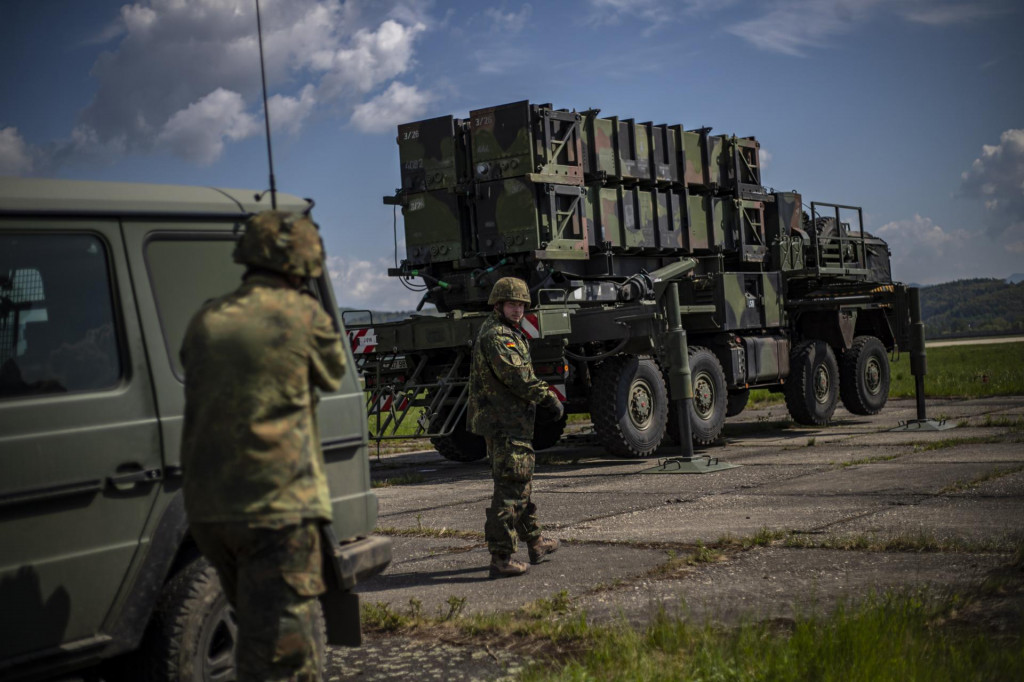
[505,340,516,348]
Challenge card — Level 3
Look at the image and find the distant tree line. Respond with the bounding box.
[919,278,1024,338]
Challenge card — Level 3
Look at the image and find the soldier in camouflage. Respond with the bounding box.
[468,276,563,577]
[180,211,344,681]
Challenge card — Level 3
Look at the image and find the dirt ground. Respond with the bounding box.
[330,396,1024,680]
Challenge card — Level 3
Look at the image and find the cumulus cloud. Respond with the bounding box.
[875,214,971,283]
[268,84,317,135]
[960,128,1024,236]
[155,88,261,165]
[350,82,432,133]
[315,19,425,98]
[48,0,427,168]
[0,127,34,176]
[327,254,424,309]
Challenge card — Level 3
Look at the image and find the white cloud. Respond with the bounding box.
[759,148,773,169]
[725,0,1009,56]
[316,19,426,98]
[901,2,1006,25]
[960,128,1024,236]
[726,0,882,57]
[0,127,34,176]
[875,214,971,283]
[46,1,427,167]
[327,254,424,309]
[485,5,533,33]
[156,88,261,165]
[350,82,432,133]
[268,84,317,135]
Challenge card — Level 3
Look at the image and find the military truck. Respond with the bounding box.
[0,178,390,681]
[345,100,916,461]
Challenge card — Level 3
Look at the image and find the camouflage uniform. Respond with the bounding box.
[468,293,552,561]
[180,211,342,682]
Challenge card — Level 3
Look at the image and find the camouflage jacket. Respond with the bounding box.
[179,272,345,524]
[467,311,550,439]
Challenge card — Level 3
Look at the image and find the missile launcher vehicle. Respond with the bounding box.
[345,100,917,461]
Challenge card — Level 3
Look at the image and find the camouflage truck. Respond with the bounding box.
[346,100,915,460]
[0,178,390,681]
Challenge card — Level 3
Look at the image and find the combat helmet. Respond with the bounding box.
[233,210,324,278]
[487,276,531,306]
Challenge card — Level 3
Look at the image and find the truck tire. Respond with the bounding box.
[591,355,668,458]
[430,410,487,462]
[785,340,839,426]
[137,556,326,682]
[726,388,750,417]
[840,335,890,415]
[532,414,567,451]
[686,347,728,444]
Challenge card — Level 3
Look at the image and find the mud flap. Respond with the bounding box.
[318,524,393,647]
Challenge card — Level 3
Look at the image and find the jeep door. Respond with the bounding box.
[0,221,162,661]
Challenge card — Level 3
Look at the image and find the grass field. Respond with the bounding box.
[749,340,1024,408]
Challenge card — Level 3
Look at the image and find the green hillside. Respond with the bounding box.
[919,278,1024,338]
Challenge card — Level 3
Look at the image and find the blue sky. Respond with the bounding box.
[2,0,1022,309]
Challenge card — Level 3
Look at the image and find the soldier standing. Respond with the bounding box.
[468,276,563,577]
[180,211,344,681]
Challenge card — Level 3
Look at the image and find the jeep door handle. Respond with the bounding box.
[107,466,163,491]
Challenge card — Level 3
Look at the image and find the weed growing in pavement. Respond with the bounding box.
[912,435,1005,452]
[807,437,816,447]
[374,525,485,540]
[839,453,901,468]
[980,415,1024,429]
[782,531,1010,554]
[519,589,1022,682]
[371,472,427,488]
[938,464,1024,495]
[442,595,467,621]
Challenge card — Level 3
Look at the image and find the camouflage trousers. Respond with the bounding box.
[191,520,326,682]
[484,435,542,555]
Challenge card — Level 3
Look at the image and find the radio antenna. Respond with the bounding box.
[255,0,277,209]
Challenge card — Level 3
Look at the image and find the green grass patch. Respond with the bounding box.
[891,342,1024,398]
[521,590,1022,682]
[371,472,426,488]
[938,464,1024,495]
[748,389,785,407]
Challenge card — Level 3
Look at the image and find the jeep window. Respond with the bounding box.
[0,234,121,399]
[145,236,242,380]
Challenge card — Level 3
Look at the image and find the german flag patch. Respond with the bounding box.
[505,341,516,348]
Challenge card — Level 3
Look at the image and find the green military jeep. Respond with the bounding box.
[0,178,390,681]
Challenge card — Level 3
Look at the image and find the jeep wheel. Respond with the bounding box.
[840,335,890,415]
[138,557,325,682]
[785,340,839,426]
[591,355,668,458]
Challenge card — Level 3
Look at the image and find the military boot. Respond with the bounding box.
[489,553,529,578]
[528,536,560,564]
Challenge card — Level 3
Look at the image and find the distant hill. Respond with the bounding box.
[1008,273,1024,285]
[919,278,1024,338]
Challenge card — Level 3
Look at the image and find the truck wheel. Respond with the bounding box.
[686,347,728,444]
[840,335,890,415]
[533,414,567,451]
[591,355,668,457]
[430,410,487,462]
[726,388,750,417]
[785,340,839,426]
[138,556,326,682]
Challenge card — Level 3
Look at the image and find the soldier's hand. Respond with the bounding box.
[537,393,564,423]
